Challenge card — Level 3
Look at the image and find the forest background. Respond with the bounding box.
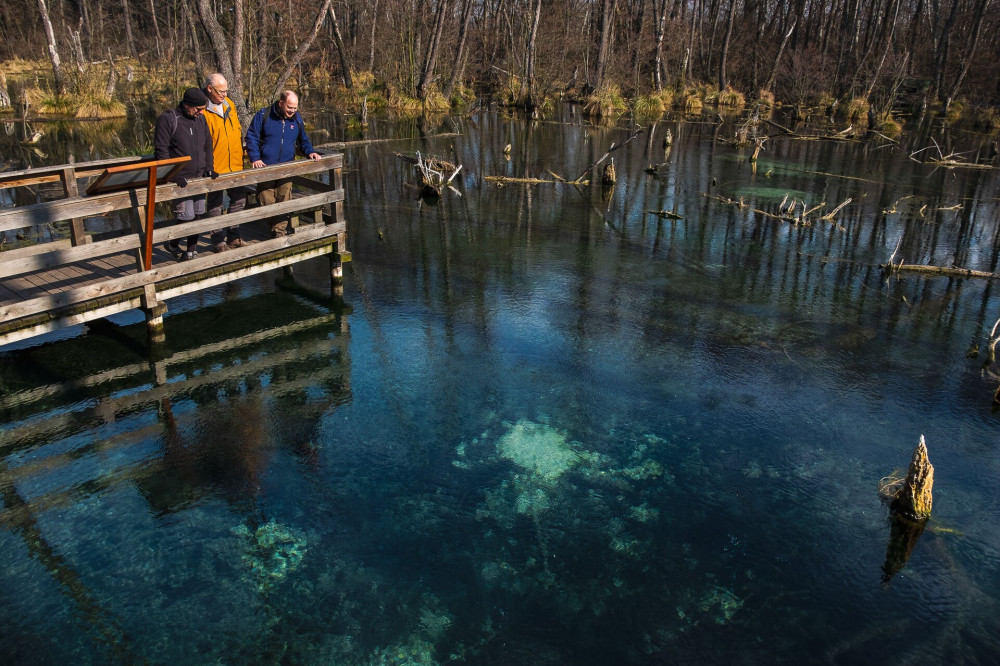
[0,0,998,133]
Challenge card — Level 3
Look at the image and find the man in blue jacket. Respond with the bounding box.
[245,90,322,238]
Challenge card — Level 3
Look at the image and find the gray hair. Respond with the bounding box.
[204,73,227,89]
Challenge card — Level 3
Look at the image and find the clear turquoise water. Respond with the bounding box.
[2,110,1000,664]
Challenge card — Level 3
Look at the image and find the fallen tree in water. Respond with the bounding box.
[881,237,1000,279]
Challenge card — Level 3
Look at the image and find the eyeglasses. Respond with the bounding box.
[210,85,228,95]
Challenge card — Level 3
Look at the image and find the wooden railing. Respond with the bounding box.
[0,153,348,339]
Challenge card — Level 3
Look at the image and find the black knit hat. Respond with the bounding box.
[181,87,209,107]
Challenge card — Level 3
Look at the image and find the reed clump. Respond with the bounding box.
[583,84,626,118]
[876,113,902,137]
[967,105,1000,132]
[449,84,476,109]
[846,97,869,122]
[634,89,674,119]
[676,88,704,114]
[330,72,389,113]
[74,97,127,119]
[718,86,746,109]
[633,94,665,119]
[756,89,775,110]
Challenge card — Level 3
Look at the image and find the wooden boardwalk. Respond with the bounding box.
[0,153,349,347]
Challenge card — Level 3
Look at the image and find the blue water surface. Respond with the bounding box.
[2,109,1000,664]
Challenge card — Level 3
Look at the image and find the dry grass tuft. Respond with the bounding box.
[583,84,626,118]
[878,470,905,502]
[718,86,746,109]
[877,114,902,137]
[449,84,477,108]
[676,88,704,114]
[757,89,775,110]
[846,97,869,122]
[75,97,127,119]
[633,94,665,119]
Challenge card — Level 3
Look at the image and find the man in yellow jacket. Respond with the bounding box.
[203,73,250,252]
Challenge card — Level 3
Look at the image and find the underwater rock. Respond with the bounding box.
[232,519,308,594]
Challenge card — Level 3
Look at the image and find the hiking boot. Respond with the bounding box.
[165,242,184,260]
[227,238,249,248]
[213,243,229,253]
[182,250,198,261]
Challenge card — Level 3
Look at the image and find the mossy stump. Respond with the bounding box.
[602,161,616,187]
[891,435,934,521]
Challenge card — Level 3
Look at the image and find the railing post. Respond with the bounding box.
[59,167,90,246]
[328,162,348,296]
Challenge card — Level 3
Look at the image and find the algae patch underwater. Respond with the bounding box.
[497,419,580,481]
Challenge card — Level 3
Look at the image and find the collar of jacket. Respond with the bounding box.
[270,102,299,123]
[206,97,231,119]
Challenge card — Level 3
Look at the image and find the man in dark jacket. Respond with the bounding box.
[245,90,321,238]
[154,87,214,261]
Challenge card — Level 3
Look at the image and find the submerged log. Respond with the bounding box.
[647,209,683,219]
[891,435,934,521]
[881,263,1000,280]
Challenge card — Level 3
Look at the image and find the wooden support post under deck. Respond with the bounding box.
[141,283,167,345]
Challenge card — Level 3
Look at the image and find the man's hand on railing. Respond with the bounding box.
[308,152,321,160]
[204,170,219,179]
[175,176,188,187]
[252,160,266,168]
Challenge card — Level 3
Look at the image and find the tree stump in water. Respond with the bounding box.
[891,435,934,521]
[602,160,616,186]
[878,435,934,584]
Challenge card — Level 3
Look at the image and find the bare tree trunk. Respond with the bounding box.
[121,0,137,58]
[233,0,244,85]
[931,0,960,101]
[36,0,67,94]
[417,0,449,99]
[196,0,251,126]
[524,0,542,108]
[149,0,164,59]
[593,0,617,89]
[367,0,378,72]
[764,16,797,92]
[330,2,354,88]
[70,19,88,75]
[718,0,737,91]
[105,49,117,96]
[270,0,334,99]
[445,0,474,97]
[0,71,12,109]
[943,0,990,113]
[651,0,668,91]
[181,0,206,83]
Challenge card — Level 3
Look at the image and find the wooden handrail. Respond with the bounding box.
[0,153,343,233]
[0,155,149,190]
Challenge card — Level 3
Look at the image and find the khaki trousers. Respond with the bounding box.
[256,179,294,237]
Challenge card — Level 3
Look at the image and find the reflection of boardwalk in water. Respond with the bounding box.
[0,154,349,347]
[1,288,352,514]
[0,288,352,657]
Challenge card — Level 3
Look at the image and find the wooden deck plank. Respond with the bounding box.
[0,222,344,322]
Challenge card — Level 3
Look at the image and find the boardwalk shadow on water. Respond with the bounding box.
[2,108,1000,663]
